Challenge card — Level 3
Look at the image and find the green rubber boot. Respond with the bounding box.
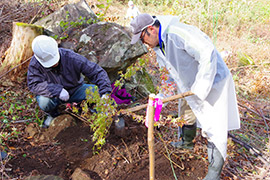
[203,142,224,180]
[170,123,197,149]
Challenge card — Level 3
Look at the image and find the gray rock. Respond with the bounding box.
[34,0,97,36]
[62,22,147,82]
[34,0,154,99]
[71,168,94,180]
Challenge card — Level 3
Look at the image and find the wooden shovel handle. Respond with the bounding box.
[123,91,194,113]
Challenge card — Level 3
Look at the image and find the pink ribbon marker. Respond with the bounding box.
[145,97,163,128]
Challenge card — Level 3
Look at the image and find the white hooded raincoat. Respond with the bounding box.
[153,16,240,160]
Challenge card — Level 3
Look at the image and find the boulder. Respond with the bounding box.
[61,22,147,82]
[34,0,97,36]
[33,0,154,97]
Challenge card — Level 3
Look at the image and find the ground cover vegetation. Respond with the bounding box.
[0,0,270,179]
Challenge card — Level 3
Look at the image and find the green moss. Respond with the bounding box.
[15,22,44,35]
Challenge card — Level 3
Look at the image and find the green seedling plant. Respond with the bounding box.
[71,58,149,152]
[73,86,117,152]
[0,120,20,147]
[0,88,41,150]
[56,11,98,40]
[56,0,113,41]
[114,57,187,128]
[114,57,148,88]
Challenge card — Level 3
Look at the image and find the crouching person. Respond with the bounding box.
[27,35,112,127]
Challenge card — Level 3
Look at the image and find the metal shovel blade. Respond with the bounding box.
[114,116,125,137]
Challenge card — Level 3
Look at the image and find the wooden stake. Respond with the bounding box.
[147,94,156,180]
[145,92,194,180]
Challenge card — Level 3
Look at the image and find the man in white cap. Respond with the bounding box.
[27,35,112,127]
[125,1,140,21]
[130,13,240,179]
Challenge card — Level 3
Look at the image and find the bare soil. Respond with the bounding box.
[2,89,255,180]
[6,110,210,180]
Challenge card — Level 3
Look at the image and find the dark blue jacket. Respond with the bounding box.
[27,48,112,98]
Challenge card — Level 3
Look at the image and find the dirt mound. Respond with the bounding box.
[6,113,209,180]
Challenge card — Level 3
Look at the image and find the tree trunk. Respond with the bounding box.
[0,22,43,79]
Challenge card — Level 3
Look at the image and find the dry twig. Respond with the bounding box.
[162,152,184,170]
[111,145,130,164]
[121,138,133,163]
[229,133,268,164]
[64,110,89,124]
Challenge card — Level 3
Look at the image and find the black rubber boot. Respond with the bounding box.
[170,123,197,149]
[203,142,224,180]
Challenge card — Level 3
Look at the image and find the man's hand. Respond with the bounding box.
[59,88,69,101]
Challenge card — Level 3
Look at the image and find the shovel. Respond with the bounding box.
[122,91,194,113]
[114,114,126,137]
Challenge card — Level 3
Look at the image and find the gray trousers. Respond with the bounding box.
[179,98,196,125]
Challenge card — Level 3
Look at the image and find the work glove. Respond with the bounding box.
[59,88,69,101]
[101,94,110,100]
[101,93,111,107]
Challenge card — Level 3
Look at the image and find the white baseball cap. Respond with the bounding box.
[128,1,134,6]
[32,35,60,68]
[130,13,155,44]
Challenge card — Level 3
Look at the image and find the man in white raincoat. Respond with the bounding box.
[130,13,240,179]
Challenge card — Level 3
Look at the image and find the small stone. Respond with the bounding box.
[71,168,93,180]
